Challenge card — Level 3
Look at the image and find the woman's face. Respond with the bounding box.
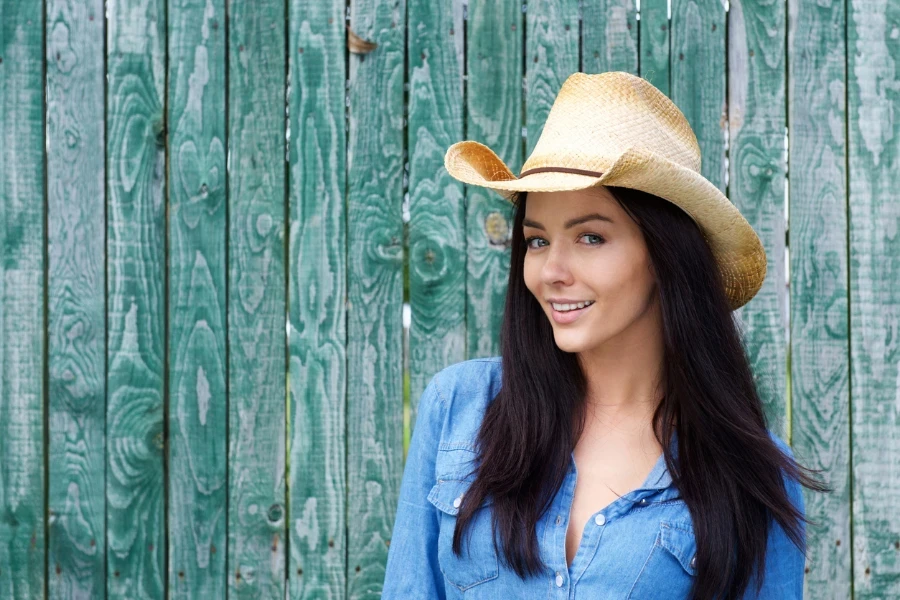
[522,187,660,355]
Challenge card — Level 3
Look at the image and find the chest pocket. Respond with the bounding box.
[427,447,500,592]
[626,521,698,599]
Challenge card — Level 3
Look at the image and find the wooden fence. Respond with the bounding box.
[0,0,895,597]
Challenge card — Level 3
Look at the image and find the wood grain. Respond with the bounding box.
[46,0,107,597]
[582,0,638,75]
[287,0,348,597]
[0,1,46,598]
[787,0,851,596]
[346,0,406,596]
[638,0,670,96]
[105,0,167,596]
[847,0,900,596]
[226,1,287,598]
[465,0,522,359]
[166,0,228,596]
[407,0,466,430]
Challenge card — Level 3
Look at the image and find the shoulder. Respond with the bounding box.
[428,357,503,450]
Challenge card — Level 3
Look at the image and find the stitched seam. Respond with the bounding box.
[626,533,663,599]
[432,370,450,406]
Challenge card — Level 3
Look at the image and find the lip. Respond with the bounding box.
[549,301,594,324]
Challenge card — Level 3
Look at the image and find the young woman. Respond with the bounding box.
[382,71,830,599]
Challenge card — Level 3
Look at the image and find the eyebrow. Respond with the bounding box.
[522,213,614,230]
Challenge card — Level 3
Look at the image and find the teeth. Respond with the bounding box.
[551,300,594,312]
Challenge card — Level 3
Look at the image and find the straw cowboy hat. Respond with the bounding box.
[444,71,766,311]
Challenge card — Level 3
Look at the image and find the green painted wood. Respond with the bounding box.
[286,0,348,596]
[46,0,106,596]
[407,0,466,430]
[727,0,787,436]
[638,0,670,96]
[787,0,851,596]
[105,0,167,596]
[847,0,900,596]
[670,0,725,191]
[0,1,46,598]
[346,0,406,596]
[582,0,638,75]
[465,0,522,358]
[226,1,287,598]
[525,0,580,155]
[166,0,228,596]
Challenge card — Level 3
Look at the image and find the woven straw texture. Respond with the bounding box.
[444,71,767,311]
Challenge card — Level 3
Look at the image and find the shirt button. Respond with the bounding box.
[690,555,697,568]
[639,498,648,505]
[555,515,562,526]
[594,513,606,526]
[453,496,462,508]
[555,573,564,587]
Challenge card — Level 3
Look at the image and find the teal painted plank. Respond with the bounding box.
[582,0,638,75]
[166,0,228,597]
[787,0,850,596]
[287,0,348,596]
[407,0,466,430]
[465,0,522,358]
[227,1,287,598]
[106,0,167,596]
[638,0,670,96]
[525,0,580,155]
[46,0,106,596]
[728,0,787,434]
[847,0,900,596]
[347,0,406,595]
[0,1,46,598]
[670,0,725,191]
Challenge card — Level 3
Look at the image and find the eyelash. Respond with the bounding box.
[523,233,605,250]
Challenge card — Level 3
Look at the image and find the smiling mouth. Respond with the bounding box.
[549,301,594,324]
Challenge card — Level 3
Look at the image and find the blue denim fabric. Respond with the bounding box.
[382,357,806,599]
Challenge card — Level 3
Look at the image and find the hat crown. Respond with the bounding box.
[521,72,702,176]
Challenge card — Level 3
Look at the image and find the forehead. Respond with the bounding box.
[524,187,622,223]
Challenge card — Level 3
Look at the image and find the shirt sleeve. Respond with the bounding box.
[742,438,807,599]
[382,374,447,599]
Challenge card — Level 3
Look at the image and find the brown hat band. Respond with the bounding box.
[518,166,605,178]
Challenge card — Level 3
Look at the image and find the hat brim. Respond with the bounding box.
[444,140,767,311]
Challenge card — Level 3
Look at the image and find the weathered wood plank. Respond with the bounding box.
[407,0,466,428]
[728,0,787,434]
[786,0,851,596]
[638,0,670,96]
[525,0,580,155]
[847,0,900,596]
[466,0,522,358]
[166,0,228,596]
[226,1,287,598]
[46,0,106,597]
[0,1,46,598]
[346,0,406,596]
[582,0,638,75]
[286,0,348,597]
[105,0,167,596]
[670,0,726,191]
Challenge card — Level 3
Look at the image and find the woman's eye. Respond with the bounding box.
[523,234,604,249]
[524,236,545,249]
[581,233,605,245]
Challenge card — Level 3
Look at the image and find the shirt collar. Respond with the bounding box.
[639,429,678,491]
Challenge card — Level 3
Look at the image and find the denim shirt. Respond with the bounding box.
[382,357,806,599]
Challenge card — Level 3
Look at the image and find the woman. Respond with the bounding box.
[382,71,830,599]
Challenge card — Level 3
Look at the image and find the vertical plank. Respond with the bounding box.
[670,0,726,191]
[466,0,522,358]
[0,1,46,598]
[728,0,787,433]
[286,0,348,596]
[46,0,106,596]
[525,0,580,155]
[638,0,670,96]
[226,1,287,598]
[105,0,167,596]
[166,0,227,596]
[787,0,851,596]
[847,0,900,596]
[582,0,638,75]
[346,0,406,596]
[407,0,465,425]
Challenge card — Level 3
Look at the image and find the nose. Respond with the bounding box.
[540,243,574,286]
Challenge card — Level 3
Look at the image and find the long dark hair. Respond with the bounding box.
[452,186,831,599]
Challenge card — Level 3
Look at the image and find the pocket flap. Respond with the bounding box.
[428,478,494,516]
[659,522,698,576]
